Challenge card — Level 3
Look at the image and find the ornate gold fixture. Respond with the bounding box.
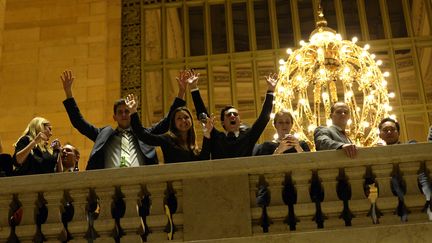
[274,6,395,148]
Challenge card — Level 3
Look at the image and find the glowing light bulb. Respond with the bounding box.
[296,54,302,61]
[362,121,370,128]
[270,113,275,119]
[352,36,358,43]
[308,124,316,132]
[279,66,286,72]
[294,133,300,138]
[390,114,397,120]
[388,92,395,98]
[279,59,285,65]
[336,34,342,41]
[286,48,293,55]
[371,54,376,59]
[299,40,306,46]
[299,98,306,105]
[322,92,329,99]
[343,67,350,73]
[364,44,370,50]
[319,68,326,75]
[347,119,352,125]
[382,80,387,86]
[376,60,383,66]
[273,133,279,140]
[346,91,353,97]
[383,71,390,77]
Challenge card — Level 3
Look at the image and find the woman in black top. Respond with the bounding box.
[254,111,310,155]
[126,94,212,163]
[13,117,60,175]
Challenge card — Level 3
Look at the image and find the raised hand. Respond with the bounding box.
[176,70,188,98]
[203,114,215,139]
[186,69,200,87]
[60,70,75,98]
[265,73,279,92]
[125,94,138,114]
[34,132,48,145]
[50,139,61,151]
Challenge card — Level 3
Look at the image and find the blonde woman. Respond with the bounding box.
[13,117,59,175]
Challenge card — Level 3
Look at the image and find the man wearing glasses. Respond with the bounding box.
[187,70,278,159]
[378,118,402,145]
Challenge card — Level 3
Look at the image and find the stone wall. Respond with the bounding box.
[0,0,121,170]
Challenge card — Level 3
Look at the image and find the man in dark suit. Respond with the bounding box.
[186,70,277,159]
[60,70,186,170]
[314,102,357,158]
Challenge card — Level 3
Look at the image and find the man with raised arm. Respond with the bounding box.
[314,102,357,158]
[60,70,186,170]
[186,70,278,159]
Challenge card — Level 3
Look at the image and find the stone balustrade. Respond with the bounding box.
[1,143,432,242]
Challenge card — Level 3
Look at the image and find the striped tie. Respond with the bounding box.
[120,131,133,167]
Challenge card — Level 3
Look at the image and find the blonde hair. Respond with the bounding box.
[14,117,52,153]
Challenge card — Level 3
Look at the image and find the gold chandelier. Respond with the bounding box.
[274,6,395,149]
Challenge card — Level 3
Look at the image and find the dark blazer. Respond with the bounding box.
[13,136,58,175]
[63,97,186,170]
[191,89,274,159]
[314,125,351,151]
[130,113,211,163]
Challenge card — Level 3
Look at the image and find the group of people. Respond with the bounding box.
[0,69,431,176]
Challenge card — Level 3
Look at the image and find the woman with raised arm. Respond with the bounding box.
[126,93,213,163]
[13,117,60,175]
[254,110,310,155]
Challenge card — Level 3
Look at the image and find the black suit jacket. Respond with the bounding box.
[63,97,186,170]
[314,125,351,151]
[191,89,274,159]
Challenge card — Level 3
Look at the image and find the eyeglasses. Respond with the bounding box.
[225,111,239,117]
[381,127,397,133]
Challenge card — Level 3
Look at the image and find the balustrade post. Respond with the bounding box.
[114,184,142,242]
[14,192,37,241]
[146,182,169,241]
[67,188,89,239]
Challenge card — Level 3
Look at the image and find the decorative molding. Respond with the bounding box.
[121,0,142,112]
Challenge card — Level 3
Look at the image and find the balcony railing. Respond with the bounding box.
[1,143,432,242]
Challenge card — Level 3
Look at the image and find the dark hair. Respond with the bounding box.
[220,105,235,122]
[63,142,80,171]
[113,99,127,114]
[273,111,294,126]
[378,117,400,132]
[168,107,200,155]
[330,102,347,114]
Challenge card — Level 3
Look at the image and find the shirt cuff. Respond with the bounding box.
[191,87,199,92]
[266,91,275,96]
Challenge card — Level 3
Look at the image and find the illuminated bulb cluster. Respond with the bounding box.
[274,8,395,149]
